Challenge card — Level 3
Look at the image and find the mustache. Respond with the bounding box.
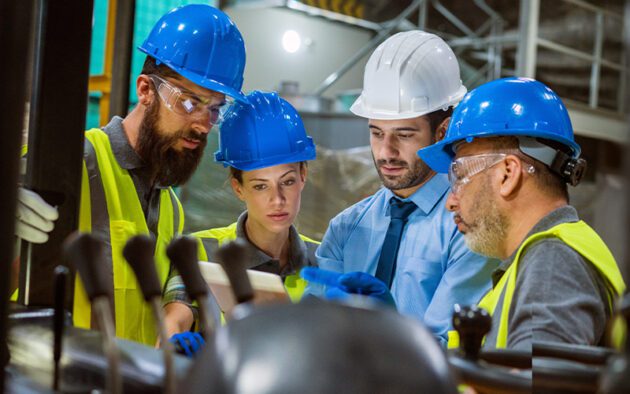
[180,129,208,143]
[376,159,409,168]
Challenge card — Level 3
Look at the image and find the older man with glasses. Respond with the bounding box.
[418,77,625,350]
[12,4,247,345]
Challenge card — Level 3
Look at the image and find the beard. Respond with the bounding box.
[373,156,434,191]
[458,175,509,259]
[136,100,207,187]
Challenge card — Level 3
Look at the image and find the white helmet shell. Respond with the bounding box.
[351,30,467,120]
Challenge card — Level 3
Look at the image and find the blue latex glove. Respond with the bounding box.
[301,267,396,308]
[169,331,205,357]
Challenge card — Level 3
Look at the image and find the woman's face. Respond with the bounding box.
[231,162,306,235]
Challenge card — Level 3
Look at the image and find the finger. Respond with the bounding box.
[18,188,59,221]
[179,336,192,357]
[300,267,343,287]
[189,334,201,353]
[15,221,50,244]
[193,332,205,346]
[338,272,386,294]
[17,202,55,232]
[325,286,351,301]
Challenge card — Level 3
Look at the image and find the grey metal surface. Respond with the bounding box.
[183,300,458,394]
[8,319,192,393]
[19,0,94,308]
[0,1,37,391]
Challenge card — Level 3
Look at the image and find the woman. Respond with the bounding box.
[162,91,318,351]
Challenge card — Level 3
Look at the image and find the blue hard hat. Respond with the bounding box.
[418,77,581,173]
[139,4,247,102]
[215,91,316,171]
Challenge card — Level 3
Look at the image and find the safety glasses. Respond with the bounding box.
[148,74,234,125]
[448,153,535,194]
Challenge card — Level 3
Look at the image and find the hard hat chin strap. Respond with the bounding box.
[517,136,587,186]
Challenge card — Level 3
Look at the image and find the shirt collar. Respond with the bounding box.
[102,116,144,170]
[234,211,309,275]
[383,173,450,215]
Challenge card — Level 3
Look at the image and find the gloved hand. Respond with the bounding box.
[169,331,205,357]
[15,187,59,244]
[301,267,396,308]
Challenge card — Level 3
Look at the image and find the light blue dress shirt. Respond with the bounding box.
[311,173,498,345]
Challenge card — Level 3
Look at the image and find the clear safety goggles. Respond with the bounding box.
[148,74,234,125]
[448,153,535,194]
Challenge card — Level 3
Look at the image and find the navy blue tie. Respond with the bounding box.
[375,198,417,288]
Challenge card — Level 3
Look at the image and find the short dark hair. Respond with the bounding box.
[486,136,569,201]
[140,56,181,79]
[426,106,454,136]
[229,162,308,184]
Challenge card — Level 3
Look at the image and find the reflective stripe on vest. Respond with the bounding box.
[448,220,625,349]
[74,128,184,345]
[193,224,314,303]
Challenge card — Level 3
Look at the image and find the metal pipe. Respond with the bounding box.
[19,0,94,309]
[109,0,136,118]
[589,11,604,108]
[0,0,37,391]
[537,38,625,72]
[431,0,477,37]
[474,0,503,21]
[562,0,623,20]
[516,0,540,78]
[314,0,424,96]
[93,297,122,394]
[418,0,428,30]
[448,33,519,49]
[618,48,627,114]
[150,298,175,394]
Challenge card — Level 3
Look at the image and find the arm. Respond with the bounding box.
[161,272,197,340]
[423,231,497,347]
[163,302,194,336]
[507,240,608,350]
[306,218,346,297]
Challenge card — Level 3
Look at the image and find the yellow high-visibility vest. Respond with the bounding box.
[192,223,318,302]
[74,128,184,345]
[448,220,625,349]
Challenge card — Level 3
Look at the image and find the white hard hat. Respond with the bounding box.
[350,31,467,120]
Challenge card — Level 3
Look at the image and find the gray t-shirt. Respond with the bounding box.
[484,206,611,350]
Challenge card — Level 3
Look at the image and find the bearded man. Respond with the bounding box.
[308,31,496,346]
[418,77,625,350]
[13,4,247,345]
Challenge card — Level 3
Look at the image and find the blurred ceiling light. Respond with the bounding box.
[282,30,301,53]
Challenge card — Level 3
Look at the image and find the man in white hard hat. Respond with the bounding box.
[309,31,497,345]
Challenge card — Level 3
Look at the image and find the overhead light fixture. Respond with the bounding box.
[282,30,301,53]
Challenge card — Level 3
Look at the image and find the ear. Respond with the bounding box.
[299,164,308,185]
[434,117,450,142]
[498,155,524,198]
[136,75,154,106]
[230,178,245,201]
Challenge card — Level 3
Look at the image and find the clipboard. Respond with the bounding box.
[197,260,290,315]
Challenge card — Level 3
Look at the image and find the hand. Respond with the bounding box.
[169,331,205,357]
[301,267,396,308]
[15,187,59,243]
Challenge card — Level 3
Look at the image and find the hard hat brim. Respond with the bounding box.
[417,140,453,174]
[216,146,317,172]
[349,86,466,120]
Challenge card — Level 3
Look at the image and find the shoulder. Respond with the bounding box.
[191,222,238,240]
[298,233,320,266]
[517,238,605,292]
[329,189,386,227]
